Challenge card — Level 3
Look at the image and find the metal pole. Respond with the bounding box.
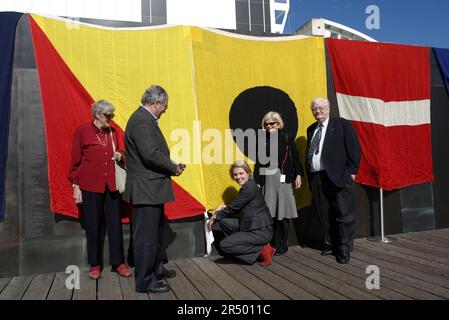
[380,188,384,242]
[367,188,397,243]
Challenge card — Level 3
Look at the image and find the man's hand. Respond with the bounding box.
[175,163,186,176]
[295,175,302,189]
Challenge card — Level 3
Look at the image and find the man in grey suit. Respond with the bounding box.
[123,85,185,293]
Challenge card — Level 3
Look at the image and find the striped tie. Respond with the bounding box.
[307,124,323,169]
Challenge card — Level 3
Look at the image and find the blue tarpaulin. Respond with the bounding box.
[0,12,23,222]
[434,47,449,96]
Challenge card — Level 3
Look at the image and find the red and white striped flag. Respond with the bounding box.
[327,39,433,190]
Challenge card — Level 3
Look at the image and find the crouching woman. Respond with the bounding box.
[209,160,276,266]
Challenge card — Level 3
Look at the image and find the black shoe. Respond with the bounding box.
[148,281,170,293]
[336,251,350,264]
[157,269,176,280]
[320,249,333,256]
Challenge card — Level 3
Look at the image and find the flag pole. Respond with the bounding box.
[368,188,397,243]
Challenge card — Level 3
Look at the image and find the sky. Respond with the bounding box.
[284,0,449,49]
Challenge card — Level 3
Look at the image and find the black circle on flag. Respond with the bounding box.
[229,86,298,162]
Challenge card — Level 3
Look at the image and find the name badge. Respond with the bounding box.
[280,174,286,183]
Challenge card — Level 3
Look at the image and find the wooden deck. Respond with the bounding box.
[1,228,448,300]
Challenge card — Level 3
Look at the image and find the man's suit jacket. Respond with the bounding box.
[123,106,177,205]
[215,179,273,232]
[306,117,361,188]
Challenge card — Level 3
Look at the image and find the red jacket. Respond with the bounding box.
[68,122,124,193]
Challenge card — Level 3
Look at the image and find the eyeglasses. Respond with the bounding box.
[103,113,115,119]
[264,121,278,127]
[312,106,328,112]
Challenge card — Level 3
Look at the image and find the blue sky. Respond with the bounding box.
[284,0,449,49]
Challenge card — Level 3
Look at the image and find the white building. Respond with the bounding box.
[295,18,377,42]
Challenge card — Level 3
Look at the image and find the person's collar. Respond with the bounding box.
[318,117,330,128]
[142,105,159,121]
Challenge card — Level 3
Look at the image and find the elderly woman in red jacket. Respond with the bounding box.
[69,99,131,280]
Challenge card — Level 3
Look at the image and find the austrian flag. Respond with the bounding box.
[327,39,433,190]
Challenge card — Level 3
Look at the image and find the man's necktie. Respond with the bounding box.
[307,124,323,169]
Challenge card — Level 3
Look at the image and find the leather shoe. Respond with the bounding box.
[336,251,350,264]
[157,269,176,280]
[148,281,170,293]
[320,249,333,256]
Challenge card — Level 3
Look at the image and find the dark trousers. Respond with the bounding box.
[132,204,167,292]
[271,219,290,254]
[81,188,125,266]
[219,218,273,265]
[310,171,356,253]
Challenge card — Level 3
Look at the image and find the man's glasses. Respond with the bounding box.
[312,106,328,112]
[103,113,115,119]
[264,121,278,126]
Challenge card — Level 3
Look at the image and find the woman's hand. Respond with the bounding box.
[294,175,302,189]
[112,151,122,162]
[207,216,215,230]
[73,185,82,204]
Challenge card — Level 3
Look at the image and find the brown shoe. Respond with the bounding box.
[116,263,132,277]
[89,265,102,280]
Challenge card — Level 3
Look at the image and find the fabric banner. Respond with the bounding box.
[29,14,327,220]
[434,47,449,96]
[0,12,23,222]
[327,38,433,190]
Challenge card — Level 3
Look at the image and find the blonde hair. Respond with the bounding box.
[261,111,284,129]
[229,160,253,179]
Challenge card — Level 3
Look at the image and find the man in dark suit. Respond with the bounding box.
[306,98,360,264]
[123,85,185,293]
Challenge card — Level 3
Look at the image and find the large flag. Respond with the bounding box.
[327,38,433,190]
[0,12,23,222]
[434,48,449,96]
[29,14,327,220]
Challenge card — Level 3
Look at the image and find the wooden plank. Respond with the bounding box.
[0,275,33,300]
[263,258,347,300]
[281,250,379,300]
[401,232,449,249]
[47,272,73,300]
[148,286,177,300]
[350,248,449,292]
[192,257,259,300]
[209,258,289,300]
[240,263,319,300]
[392,234,449,259]
[176,259,230,300]
[163,261,203,300]
[295,247,425,300]
[0,278,11,294]
[72,269,97,300]
[97,270,122,300]
[22,273,55,300]
[358,239,449,271]
[347,255,444,300]
[355,242,449,282]
[396,233,449,252]
[119,276,149,300]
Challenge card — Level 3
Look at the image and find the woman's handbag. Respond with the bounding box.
[110,132,126,194]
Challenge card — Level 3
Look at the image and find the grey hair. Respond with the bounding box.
[229,160,253,179]
[261,111,285,129]
[311,97,330,109]
[92,99,114,116]
[141,85,168,106]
